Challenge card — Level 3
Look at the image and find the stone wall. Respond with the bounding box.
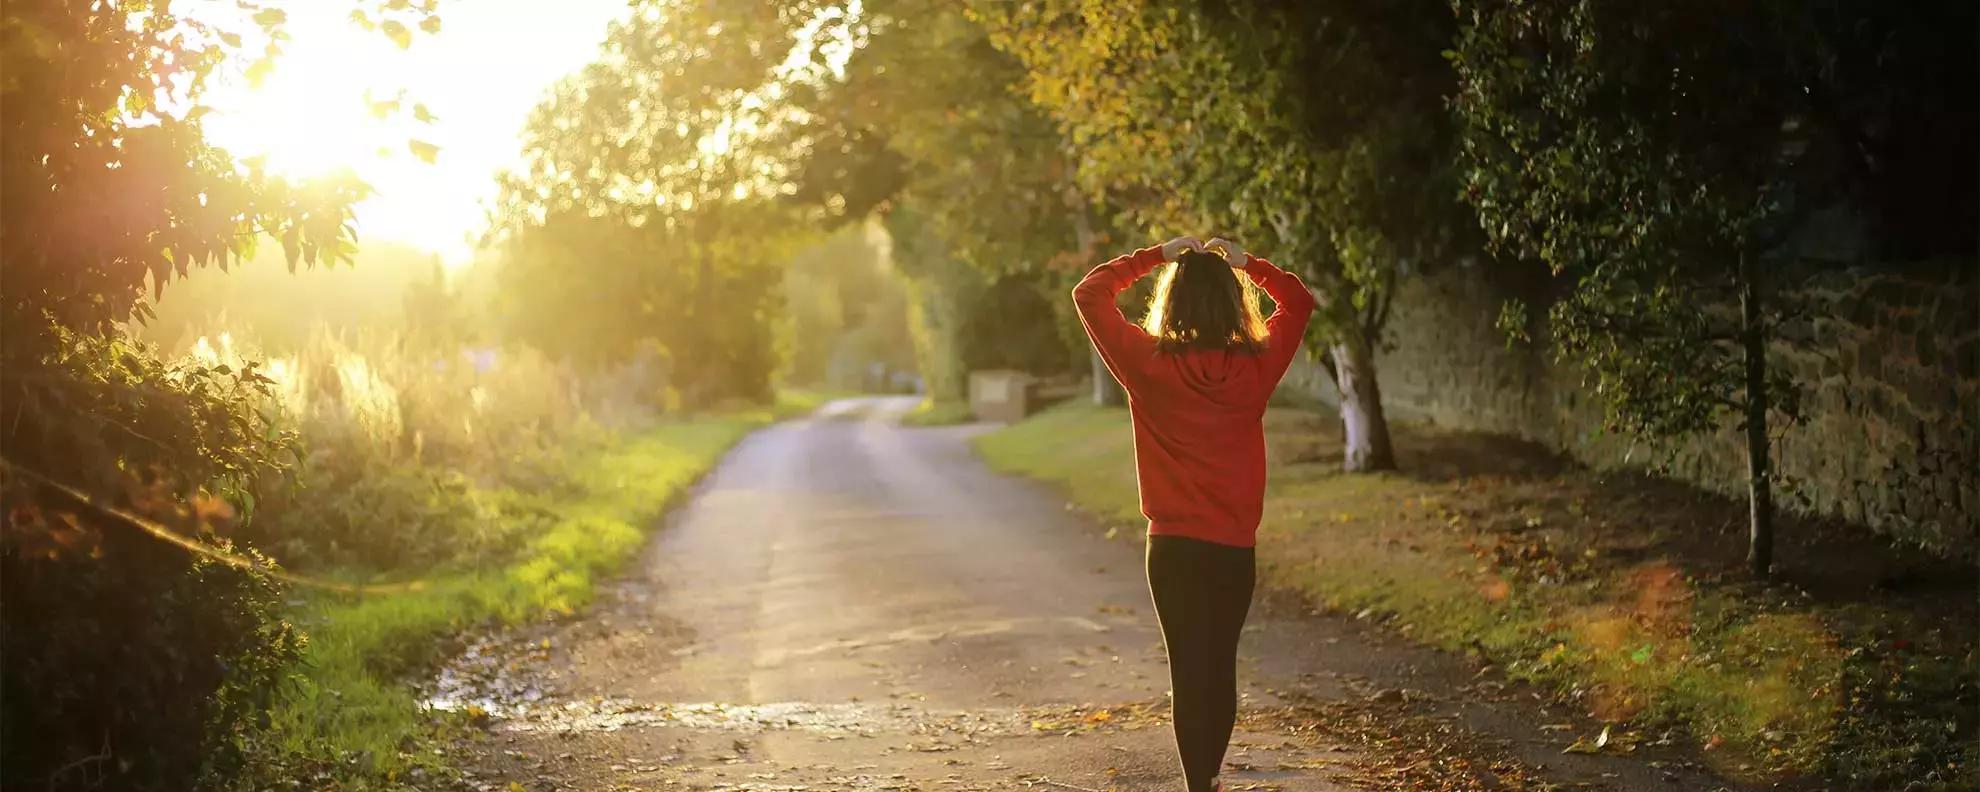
[1297,261,1977,559]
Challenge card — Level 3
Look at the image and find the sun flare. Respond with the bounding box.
[194,0,631,265]
[202,6,417,181]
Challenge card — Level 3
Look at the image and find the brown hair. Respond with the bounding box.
[1141,249,1268,354]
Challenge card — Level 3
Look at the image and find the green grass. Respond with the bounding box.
[899,398,977,427]
[975,401,1976,790]
[250,416,766,784]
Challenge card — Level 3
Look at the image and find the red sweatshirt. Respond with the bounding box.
[1072,245,1317,548]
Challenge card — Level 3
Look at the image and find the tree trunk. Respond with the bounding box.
[1064,184,1123,407]
[1330,331,1395,472]
[1740,252,1774,577]
[1092,348,1126,406]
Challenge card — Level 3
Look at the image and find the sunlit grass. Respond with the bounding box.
[973,402,1139,525]
[974,400,1972,788]
[258,416,765,777]
[190,306,818,780]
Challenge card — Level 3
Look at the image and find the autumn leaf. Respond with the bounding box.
[408,139,440,163]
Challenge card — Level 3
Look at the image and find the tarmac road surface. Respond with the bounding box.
[445,396,1741,792]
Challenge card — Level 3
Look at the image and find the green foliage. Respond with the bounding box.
[491,206,793,407]
[808,1,1084,275]
[5,319,297,523]
[238,418,763,785]
[839,1,1097,385]
[510,0,1096,397]
[1446,0,1976,571]
[1449,0,1972,440]
[971,0,1471,343]
[153,311,602,578]
[1,3,440,788]
[885,205,988,402]
[0,319,310,792]
[969,0,1475,468]
[2,0,439,342]
[964,276,1077,374]
[248,462,526,573]
[488,0,820,407]
[780,222,920,391]
[1451,0,1808,440]
[2,538,305,792]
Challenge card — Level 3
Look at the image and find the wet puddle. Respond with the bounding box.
[425,633,557,719]
[493,698,996,737]
[425,630,1028,740]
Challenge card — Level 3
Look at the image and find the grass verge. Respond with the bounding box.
[244,414,769,787]
[899,398,976,427]
[975,401,1976,791]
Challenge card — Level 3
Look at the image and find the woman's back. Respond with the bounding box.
[1070,241,1316,548]
[1125,349,1276,548]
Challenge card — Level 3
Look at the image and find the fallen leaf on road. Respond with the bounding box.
[1561,724,1612,755]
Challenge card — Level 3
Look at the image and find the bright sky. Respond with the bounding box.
[202,0,632,268]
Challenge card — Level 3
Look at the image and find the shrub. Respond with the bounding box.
[244,460,503,573]
[0,321,308,791]
[0,535,305,792]
[170,324,595,574]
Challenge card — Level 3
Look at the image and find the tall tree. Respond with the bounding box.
[1449,0,1977,575]
[973,0,1474,471]
[487,2,815,405]
[559,0,1102,404]
[786,0,1103,401]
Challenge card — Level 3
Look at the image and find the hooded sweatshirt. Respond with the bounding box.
[1072,245,1317,548]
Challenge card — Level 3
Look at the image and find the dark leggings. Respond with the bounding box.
[1146,534,1256,792]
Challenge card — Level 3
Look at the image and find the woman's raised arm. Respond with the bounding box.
[1240,254,1317,383]
[1072,237,1198,393]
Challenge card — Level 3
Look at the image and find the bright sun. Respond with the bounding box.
[202,6,417,181]
[196,0,633,266]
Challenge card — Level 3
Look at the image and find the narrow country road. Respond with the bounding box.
[445,397,1737,792]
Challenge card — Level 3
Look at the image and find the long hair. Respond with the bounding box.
[1141,249,1269,354]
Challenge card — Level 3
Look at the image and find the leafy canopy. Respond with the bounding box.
[486,1,827,403]
[1,0,440,504]
[971,0,1472,341]
[1446,0,1971,437]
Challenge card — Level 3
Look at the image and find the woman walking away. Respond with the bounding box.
[1072,235,1316,792]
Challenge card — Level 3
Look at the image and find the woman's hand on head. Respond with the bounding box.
[1160,236,1205,262]
[1206,237,1247,267]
